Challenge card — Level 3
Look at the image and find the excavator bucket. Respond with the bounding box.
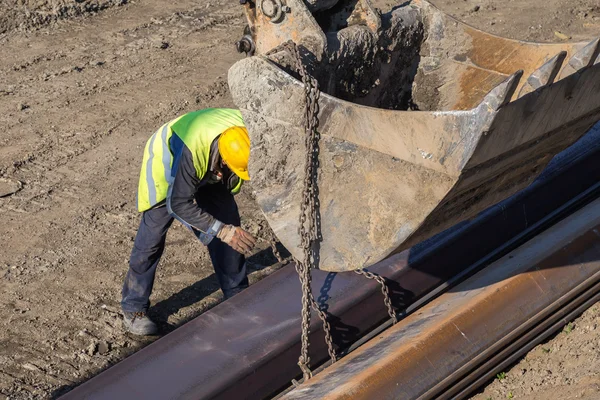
[228,0,600,272]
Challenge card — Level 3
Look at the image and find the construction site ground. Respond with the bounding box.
[0,0,598,399]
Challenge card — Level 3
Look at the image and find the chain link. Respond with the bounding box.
[265,228,285,264]
[354,268,398,324]
[270,240,285,264]
[267,41,337,380]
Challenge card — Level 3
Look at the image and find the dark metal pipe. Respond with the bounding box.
[61,127,600,400]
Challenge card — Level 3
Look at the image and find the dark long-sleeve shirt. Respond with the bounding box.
[165,133,239,244]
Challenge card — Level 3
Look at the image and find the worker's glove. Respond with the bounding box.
[217,224,256,254]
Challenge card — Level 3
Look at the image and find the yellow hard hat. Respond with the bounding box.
[218,126,251,181]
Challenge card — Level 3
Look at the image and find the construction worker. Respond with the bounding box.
[121,108,256,335]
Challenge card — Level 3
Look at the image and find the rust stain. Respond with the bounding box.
[464,27,578,76]
[455,27,581,108]
[455,66,508,110]
[245,3,321,55]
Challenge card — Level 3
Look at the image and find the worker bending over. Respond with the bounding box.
[122,108,256,335]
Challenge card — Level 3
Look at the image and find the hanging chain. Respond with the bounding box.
[266,41,399,379]
[265,227,285,264]
[268,41,337,380]
[270,240,285,264]
[311,293,337,363]
[355,269,398,324]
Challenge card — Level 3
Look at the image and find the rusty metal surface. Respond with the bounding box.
[240,0,589,110]
[442,282,600,399]
[242,0,326,57]
[282,197,600,400]
[232,0,600,271]
[60,129,600,400]
[230,48,600,270]
[412,0,586,110]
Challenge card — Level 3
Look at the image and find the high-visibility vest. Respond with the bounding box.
[137,108,245,212]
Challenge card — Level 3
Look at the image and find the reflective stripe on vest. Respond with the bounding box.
[137,108,245,212]
[137,119,179,212]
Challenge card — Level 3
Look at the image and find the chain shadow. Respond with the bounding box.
[313,269,416,353]
[315,272,359,349]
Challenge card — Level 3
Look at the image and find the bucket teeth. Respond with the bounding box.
[559,38,600,79]
[518,52,567,98]
[483,70,523,111]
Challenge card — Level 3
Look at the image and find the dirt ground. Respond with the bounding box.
[0,0,598,399]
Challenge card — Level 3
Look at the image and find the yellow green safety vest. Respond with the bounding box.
[137,108,245,212]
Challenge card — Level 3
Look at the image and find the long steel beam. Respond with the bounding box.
[61,125,600,400]
[282,197,600,400]
[447,282,600,399]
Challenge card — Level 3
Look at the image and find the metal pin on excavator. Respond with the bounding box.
[229,0,600,272]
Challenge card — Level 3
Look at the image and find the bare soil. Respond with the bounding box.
[0,0,598,399]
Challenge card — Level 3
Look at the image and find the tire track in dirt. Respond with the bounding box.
[1,1,599,398]
[0,2,277,398]
[0,0,129,34]
[0,5,244,173]
[0,4,245,212]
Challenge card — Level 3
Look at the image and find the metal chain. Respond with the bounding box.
[270,240,285,264]
[265,228,285,264]
[310,292,337,363]
[355,269,398,324]
[267,41,337,379]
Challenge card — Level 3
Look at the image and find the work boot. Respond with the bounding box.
[122,311,158,336]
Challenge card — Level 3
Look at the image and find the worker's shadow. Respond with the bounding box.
[149,244,289,334]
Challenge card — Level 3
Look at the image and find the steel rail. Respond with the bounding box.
[281,197,600,400]
[274,124,600,397]
[447,282,600,399]
[273,181,600,399]
[280,283,600,400]
[60,126,600,400]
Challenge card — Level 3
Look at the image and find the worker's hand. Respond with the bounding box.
[217,224,256,254]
